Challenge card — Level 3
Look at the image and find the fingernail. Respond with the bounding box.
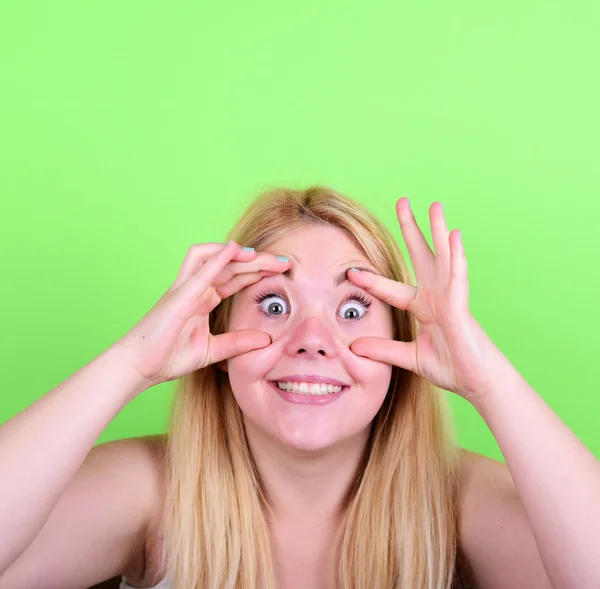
[350,267,361,272]
[276,256,289,262]
[242,246,255,252]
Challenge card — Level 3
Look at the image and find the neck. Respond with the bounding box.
[243,418,372,522]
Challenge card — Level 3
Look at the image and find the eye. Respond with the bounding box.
[252,289,372,321]
[338,291,372,321]
[253,291,289,318]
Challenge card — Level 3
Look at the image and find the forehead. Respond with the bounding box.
[264,224,369,265]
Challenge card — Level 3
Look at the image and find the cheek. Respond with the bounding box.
[377,305,395,340]
[227,353,262,383]
[226,356,257,414]
[354,359,393,402]
[345,328,394,407]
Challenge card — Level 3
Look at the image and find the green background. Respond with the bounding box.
[1,0,598,461]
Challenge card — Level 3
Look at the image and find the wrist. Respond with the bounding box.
[102,343,151,400]
[469,356,527,417]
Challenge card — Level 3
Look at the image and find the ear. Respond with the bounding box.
[216,359,229,373]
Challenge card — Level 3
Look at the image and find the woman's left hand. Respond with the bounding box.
[348,197,507,405]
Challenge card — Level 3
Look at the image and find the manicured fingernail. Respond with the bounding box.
[350,267,361,272]
[242,246,255,252]
[276,256,289,262]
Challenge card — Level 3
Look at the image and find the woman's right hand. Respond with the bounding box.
[114,240,289,390]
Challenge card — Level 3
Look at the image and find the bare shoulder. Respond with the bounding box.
[0,433,169,589]
[458,448,515,494]
[135,433,168,474]
[457,448,552,589]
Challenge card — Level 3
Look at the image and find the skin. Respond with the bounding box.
[139,199,598,588]
[222,223,394,525]
[142,199,598,588]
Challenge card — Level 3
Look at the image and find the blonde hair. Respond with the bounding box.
[158,185,471,588]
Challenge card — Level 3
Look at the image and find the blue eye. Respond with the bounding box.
[338,292,372,321]
[338,301,366,320]
[254,292,288,317]
[252,290,372,321]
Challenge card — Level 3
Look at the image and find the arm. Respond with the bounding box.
[458,449,554,589]
[0,240,285,578]
[0,436,161,589]
[0,344,146,575]
[346,198,600,589]
[470,347,600,589]
[0,239,285,578]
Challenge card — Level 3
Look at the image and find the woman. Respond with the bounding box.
[1,186,597,589]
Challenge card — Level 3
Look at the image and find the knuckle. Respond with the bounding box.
[188,242,222,258]
[210,290,222,308]
[230,330,241,349]
[187,243,204,255]
[214,268,233,285]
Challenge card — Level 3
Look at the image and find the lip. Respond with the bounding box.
[268,380,348,405]
[268,374,350,386]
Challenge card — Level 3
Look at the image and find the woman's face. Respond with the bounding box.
[225,223,394,452]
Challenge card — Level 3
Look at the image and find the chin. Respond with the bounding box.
[262,418,372,455]
[276,431,343,454]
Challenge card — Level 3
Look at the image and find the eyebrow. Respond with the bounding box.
[281,265,374,286]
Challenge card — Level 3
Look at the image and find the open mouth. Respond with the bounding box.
[268,380,349,397]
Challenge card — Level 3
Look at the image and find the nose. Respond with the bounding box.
[284,315,338,359]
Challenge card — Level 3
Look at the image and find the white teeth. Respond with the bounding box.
[274,381,343,395]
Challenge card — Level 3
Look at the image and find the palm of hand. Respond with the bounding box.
[349,199,501,403]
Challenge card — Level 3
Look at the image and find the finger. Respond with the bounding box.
[429,202,451,290]
[350,336,417,373]
[207,329,272,365]
[211,253,291,287]
[346,268,416,311]
[215,270,281,299]
[448,229,469,310]
[396,198,436,285]
[178,269,284,325]
[174,241,242,315]
[196,287,222,316]
[170,242,257,291]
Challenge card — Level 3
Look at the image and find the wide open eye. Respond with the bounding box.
[252,289,372,320]
[338,291,372,321]
[338,302,365,320]
[253,291,289,318]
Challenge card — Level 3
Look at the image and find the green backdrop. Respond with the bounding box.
[1,0,598,461]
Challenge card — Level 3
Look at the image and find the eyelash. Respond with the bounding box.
[252,289,373,321]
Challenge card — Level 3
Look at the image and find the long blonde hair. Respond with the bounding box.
[158,185,469,588]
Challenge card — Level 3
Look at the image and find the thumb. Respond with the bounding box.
[350,337,416,372]
[208,330,272,365]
